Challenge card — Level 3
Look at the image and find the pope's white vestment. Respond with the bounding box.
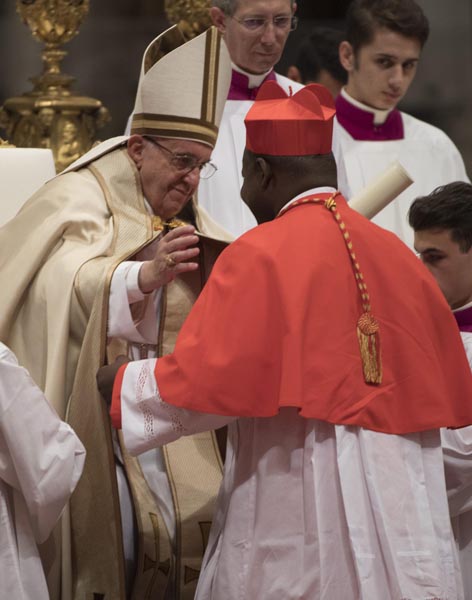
[116,358,467,600]
[108,239,172,589]
[0,342,85,600]
[333,91,470,250]
[197,71,303,237]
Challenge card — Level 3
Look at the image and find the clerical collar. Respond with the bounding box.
[280,186,337,214]
[228,63,277,101]
[453,300,472,333]
[336,87,404,142]
[341,88,392,125]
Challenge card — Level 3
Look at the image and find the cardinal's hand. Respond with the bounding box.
[96,355,130,408]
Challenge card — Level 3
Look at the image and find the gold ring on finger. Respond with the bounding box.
[165,254,177,268]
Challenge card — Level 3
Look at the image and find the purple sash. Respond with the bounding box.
[335,93,404,141]
[454,305,472,333]
[228,69,277,101]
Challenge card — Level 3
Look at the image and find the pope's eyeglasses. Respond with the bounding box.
[145,137,217,179]
[231,15,298,33]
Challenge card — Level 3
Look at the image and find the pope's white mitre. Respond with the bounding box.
[131,25,230,147]
[63,25,231,173]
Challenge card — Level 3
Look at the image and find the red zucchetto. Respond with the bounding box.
[244,81,336,156]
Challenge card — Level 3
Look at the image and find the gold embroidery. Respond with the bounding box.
[152,216,188,232]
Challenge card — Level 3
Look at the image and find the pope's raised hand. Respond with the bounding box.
[138,225,200,293]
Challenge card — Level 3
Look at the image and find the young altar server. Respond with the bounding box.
[333,0,469,248]
[0,342,85,600]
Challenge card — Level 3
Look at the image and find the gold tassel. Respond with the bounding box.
[278,195,384,386]
[357,312,382,384]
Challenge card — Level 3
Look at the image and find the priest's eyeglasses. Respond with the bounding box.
[145,137,217,179]
[231,15,298,32]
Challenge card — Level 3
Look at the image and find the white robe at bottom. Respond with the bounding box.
[119,359,464,600]
[442,331,472,598]
[0,343,85,600]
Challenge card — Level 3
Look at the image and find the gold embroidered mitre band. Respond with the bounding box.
[131,25,231,147]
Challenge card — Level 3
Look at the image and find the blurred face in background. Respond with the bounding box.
[211,0,296,74]
[414,228,472,309]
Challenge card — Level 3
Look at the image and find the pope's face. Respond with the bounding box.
[414,228,472,310]
[340,27,421,110]
[129,136,212,220]
[212,0,295,75]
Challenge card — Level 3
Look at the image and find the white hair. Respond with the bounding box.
[212,0,295,16]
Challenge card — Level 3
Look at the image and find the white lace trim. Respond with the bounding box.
[136,361,154,441]
[135,360,187,442]
[161,401,187,436]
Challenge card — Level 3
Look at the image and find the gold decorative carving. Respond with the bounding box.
[0,138,16,148]
[0,0,110,172]
[164,0,212,39]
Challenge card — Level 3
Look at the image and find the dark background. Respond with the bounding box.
[0,0,471,170]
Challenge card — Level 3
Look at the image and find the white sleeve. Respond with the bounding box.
[120,358,236,456]
[108,261,161,343]
[442,426,472,517]
[460,331,472,365]
[442,332,472,516]
[0,345,86,543]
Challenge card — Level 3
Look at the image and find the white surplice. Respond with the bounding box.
[197,71,303,238]
[0,342,85,600]
[442,330,472,598]
[332,92,470,250]
[117,358,465,600]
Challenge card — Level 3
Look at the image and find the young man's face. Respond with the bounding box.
[211,0,295,75]
[414,229,472,309]
[340,27,421,110]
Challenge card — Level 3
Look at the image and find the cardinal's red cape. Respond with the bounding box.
[116,194,472,434]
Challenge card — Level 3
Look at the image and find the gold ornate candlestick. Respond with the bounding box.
[0,0,109,172]
[164,0,212,39]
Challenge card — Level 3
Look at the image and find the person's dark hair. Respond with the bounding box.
[346,0,429,54]
[249,151,338,189]
[409,182,472,252]
[294,27,347,85]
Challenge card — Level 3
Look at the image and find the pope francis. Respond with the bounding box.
[0,25,231,600]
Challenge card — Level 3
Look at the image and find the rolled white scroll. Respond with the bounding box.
[348,161,413,220]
